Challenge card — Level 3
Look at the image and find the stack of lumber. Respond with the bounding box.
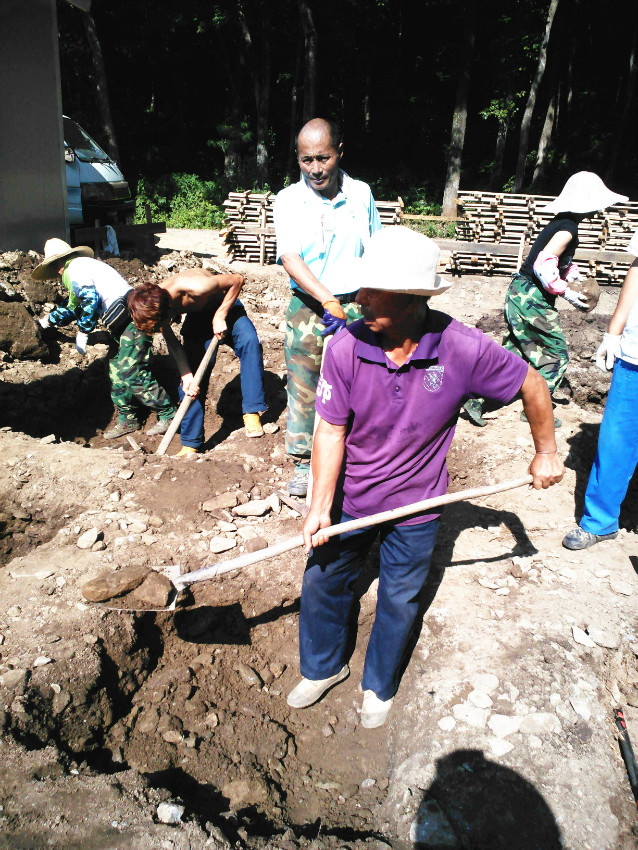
[222,191,404,264]
[453,190,638,284]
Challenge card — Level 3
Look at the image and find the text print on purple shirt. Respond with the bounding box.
[315,314,529,524]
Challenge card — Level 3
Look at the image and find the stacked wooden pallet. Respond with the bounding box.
[454,190,638,283]
[222,191,404,264]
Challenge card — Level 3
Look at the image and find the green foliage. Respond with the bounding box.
[134,173,226,229]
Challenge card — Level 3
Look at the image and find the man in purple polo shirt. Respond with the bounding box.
[287,226,564,729]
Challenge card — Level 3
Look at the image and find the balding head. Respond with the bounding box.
[295,118,342,152]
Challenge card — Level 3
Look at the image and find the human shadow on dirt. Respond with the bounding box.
[202,370,287,451]
[174,597,301,646]
[565,423,638,532]
[411,749,562,849]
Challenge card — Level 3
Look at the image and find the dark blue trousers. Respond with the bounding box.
[178,301,266,449]
[299,511,439,701]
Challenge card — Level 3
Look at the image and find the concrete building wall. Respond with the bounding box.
[0,0,68,252]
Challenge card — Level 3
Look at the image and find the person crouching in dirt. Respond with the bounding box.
[464,172,628,428]
[287,227,564,729]
[129,269,266,456]
[33,238,176,440]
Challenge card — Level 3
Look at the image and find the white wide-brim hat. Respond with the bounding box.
[32,238,93,280]
[542,171,628,215]
[325,226,452,297]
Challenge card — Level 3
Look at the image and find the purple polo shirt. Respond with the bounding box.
[315,313,529,524]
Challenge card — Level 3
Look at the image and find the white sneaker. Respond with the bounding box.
[286,665,349,708]
[361,690,394,728]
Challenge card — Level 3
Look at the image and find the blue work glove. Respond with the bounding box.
[320,309,347,337]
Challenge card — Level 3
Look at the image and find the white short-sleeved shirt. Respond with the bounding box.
[273,171,381,295]
[67,256,131,313]
[619,229,638,364]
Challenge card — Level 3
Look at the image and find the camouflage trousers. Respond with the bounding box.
[108,323,175,424]
[502,274,568,394]
[285,293,361,459]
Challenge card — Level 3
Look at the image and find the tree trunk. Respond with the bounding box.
[513,0,559,192]
[82,11,120,162]
[298,0,317,121]
[442,0,477,218]
[238,4,271,185]
[606,23,637,183]
[286,38,303,179]
[532,87,557,190]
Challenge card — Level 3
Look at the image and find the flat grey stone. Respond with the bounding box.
[489,737,515,757]
[9,564,55,580]
[209,536,237,554]
[232,499,271,517]
[452,702,489,728]
[202,492,238,512]
[519,712,562,735]
[610,577,633,596]
[488,714,522,738]
[572,625,596,648]
[469,672,500,693]
[468,690,493,709]
[569,696,592,721]
[77,527,100,550]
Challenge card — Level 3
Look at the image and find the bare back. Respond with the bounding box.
[160,268,230,315]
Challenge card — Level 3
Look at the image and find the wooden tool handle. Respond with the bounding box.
[176,475,533,590]
[156,337,220,456]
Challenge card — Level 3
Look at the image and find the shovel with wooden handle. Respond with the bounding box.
[93,474,534,612]
[156,337,220,456]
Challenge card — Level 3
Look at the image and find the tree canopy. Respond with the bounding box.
[57,0,637,206]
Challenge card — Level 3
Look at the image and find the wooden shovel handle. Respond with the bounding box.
[156,337,220,456]
[176,475,533,589]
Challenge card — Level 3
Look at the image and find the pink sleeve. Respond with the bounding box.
[533,252,567,295]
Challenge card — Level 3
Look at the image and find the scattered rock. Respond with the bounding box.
[0,668,28,693]
[77,528,101,550]
[33,656,52,667]
[118,469,134,480]
[217,520,237,532]
[469,673,500,693]
[451,703,489,728]
[321,723,334,737]
[80,563,151,602]
[131,571,173,607]
[156,802,185,824]
[232,499,271,517]
[235,663,262,687]
[39,434,57,445]
[489,737,514,757]
[266,492,281,513]
[209,536,237,554]
[569,696,592,722]
[488,714,522,738]
[519,712,562,735]
[468,690,493,709]
[572,625,596,648]
[438,716,456,732]
[202,493,239,512]
[9,564,55,580]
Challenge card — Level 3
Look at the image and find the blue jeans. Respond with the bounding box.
[299,512,439,701]
[581,358,638,535]
[179,301,266,449]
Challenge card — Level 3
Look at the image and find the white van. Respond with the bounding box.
[64,116,134,226]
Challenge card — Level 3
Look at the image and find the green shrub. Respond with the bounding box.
[134,173,226,229]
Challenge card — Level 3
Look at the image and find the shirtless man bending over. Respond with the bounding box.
[129,269,266,455]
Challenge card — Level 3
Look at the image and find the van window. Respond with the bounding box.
[63,117,112,164]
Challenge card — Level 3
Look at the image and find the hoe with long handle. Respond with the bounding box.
[156,338,220,456]
[97,474,534,612]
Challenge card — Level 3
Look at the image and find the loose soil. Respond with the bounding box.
[0,229,636,849]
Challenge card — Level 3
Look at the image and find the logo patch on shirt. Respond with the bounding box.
[423,364,444,392]
[317,376,332,403]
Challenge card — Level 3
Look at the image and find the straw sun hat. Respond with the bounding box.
[325,226,452,297]
[542,172,628,215]
[32,238,93,281]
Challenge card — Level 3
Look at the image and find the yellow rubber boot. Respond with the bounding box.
[174,446,198,458]
[243,412,264,438]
